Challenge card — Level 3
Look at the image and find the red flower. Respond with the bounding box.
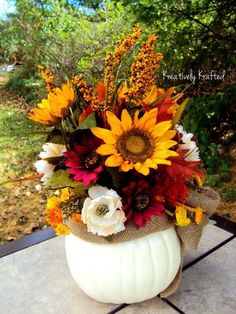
[153,166,189,207]
[122,180,165,228]
[64,130,103,186]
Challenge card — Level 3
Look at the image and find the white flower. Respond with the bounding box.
[39,143,66,159]
[34,143,66,182]
[176,125,200,162]
[81,185,126,237]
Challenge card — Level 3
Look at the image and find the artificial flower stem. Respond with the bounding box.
[113,78,126,113]
[112,63,123,112]
[172,83,192,100]
[1,173,43,185]
[69,107,78,128]
[74,88,86,112]
[60,121,68,148]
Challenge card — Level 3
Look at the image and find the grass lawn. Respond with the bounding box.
[0,73,46,180]
[0,73,49,243]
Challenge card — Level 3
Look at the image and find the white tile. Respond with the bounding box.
[169,239,236,314]
[184,224,232,266]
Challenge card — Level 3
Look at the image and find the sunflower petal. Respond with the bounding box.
[153,149,178,159]
[145,159,158,169]
[106,111,123,136]
[120,162,133,172]
[143,85,158,105]
[105,155,123,167]
[155,140,177,149]
[134,162,150,175]
[121,109,132,131]
[134,110,140,123]
[134,162,142,171]
[135,108,158,129]
[91,127,117,144]
[96,144,118,156]
[62,83,75,102]
[152,121,172,137]
[158,130,176,141]
[143,108,158,130]
[28,83,74,125]
[153,159,171,165]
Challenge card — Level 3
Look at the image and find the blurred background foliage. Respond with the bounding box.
[0,0,235,185]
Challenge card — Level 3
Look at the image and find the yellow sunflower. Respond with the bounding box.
[91,108,178,175]
[28,82,74,125]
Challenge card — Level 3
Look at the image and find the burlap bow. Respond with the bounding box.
[161,187,220,297]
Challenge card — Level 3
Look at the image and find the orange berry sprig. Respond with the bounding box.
[72,75,100,111]
[38,65,55,93]
[127,34,163,104]
[103,53,116,108]
[103,25,142,107]
[113,24,142,66]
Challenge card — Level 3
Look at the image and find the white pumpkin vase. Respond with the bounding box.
[65,226,181,304]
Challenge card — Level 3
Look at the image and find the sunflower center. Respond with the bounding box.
[125,136,145,154]
[134,194,150,212]
[84,151,101,170]
[96,204,109,217]
[117,128,154,163]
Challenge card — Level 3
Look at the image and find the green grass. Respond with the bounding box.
[0,79,47,180]
[220,188,236,201]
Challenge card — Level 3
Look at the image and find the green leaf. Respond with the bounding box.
[47,135,64,145]
[45,169,85,193]
[107,167,127,189]
[172,97,189,127]
[78,112,97,130]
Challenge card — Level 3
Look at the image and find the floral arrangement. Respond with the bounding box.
[29,26,206,238]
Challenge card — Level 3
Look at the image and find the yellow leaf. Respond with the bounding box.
[175,205,191,227]
[171,97,189,127]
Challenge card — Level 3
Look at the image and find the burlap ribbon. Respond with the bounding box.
[161,187,220,297]
[66,187,220,297]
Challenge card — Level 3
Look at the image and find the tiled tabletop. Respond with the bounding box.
[0,223,235,314]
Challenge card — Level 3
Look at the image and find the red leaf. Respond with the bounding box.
[168,149,205,180]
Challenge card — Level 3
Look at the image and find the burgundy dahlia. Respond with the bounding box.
[122,180,165,228]
[64,131,103,186]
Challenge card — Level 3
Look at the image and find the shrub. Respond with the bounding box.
[7,64,45,103]
[183,84,236,177]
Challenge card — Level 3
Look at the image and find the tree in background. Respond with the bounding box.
[70,0,104,10]
[0,0,136,100]
[121,0,236,93]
